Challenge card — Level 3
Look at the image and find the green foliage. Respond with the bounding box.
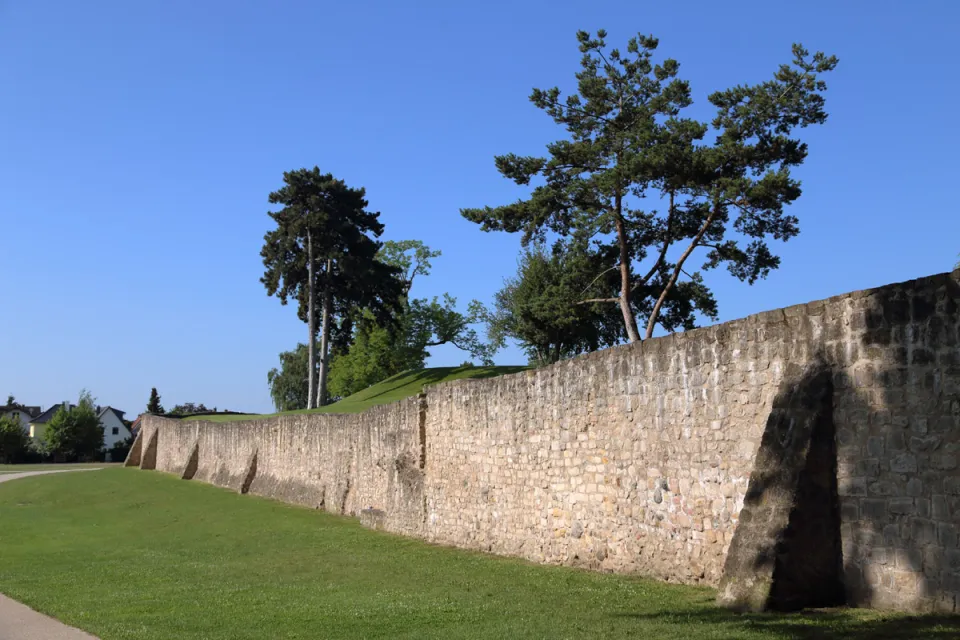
[260,168,401,329]
[168,403,211,416]
[44,391,105,462]
[325,241,495,398]
[462,30,837,342]
[267,343,311,412]
[0,414,29,464]
[108,435,135,462]
[477,240,622,365]
[146,388,164,414]
[328,310,417,400]
[260,167,404,406]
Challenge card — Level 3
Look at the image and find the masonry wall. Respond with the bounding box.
[137,397,426,536]
[133,269,960,613]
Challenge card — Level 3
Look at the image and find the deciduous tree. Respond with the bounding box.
[45,391,104,462]
[0,414,28,464]
[325,241,493,398]
[168,403,211,416]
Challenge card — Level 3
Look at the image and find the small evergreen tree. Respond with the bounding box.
[146,388,165,414]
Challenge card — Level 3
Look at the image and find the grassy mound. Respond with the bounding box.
[192,365,528,422]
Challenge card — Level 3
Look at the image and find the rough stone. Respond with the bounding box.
[133,269,960,615]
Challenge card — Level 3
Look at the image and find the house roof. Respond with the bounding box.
[30,402,74,424]
[97,406,126,422]
[0,404,41,418]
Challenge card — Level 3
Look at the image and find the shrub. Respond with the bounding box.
[0,415,29,463]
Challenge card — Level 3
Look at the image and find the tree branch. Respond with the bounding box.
[644,199,719,340]
[540,97,614,125]
[577,297,619,305]
[578,265,620,298]
[632,190,675,292]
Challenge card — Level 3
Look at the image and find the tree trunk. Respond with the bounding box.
[644,202,719,340]
[615,206,642,343]
[306,230,317,410]
[317,258,333,407]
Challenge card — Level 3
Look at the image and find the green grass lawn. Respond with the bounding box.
[0,470,957,639]
[193,365,528,422]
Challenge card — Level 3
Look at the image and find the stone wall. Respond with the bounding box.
[134,397,426,536]
[130,269,960,613]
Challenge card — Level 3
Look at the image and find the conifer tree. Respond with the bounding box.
[463,30,837,342]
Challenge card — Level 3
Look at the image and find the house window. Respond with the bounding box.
[112,427,119,435]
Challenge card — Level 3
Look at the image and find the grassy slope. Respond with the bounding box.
[0,470,958,639]
[194,365,528,422]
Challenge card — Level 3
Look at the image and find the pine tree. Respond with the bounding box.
[146,388,164,414]
[463,30,837,342]
[261,168,403,407]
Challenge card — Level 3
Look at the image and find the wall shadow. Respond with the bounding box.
[719,270,960,615]
[614,606,960,639]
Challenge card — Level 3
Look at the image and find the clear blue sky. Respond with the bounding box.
[2,1,958,416]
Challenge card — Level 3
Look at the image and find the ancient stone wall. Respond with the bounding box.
[135,397,426,536]
[130,269,960,613]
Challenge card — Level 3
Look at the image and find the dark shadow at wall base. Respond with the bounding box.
[181,441,199,480]
[140,430,158,471]
[718,359,850,612]
[768,383,845,611]
[239,450,257,495]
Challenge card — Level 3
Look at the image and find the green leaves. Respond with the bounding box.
[44,391,104,461]
[267,344,311,412]
[477,240,621,365]
[0,414,29,464]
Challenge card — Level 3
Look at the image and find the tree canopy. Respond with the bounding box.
[475,239,621,365]
[146,388,164,415]
[267,344,311,412]
[0,414,29,464]
[168,403,211,416]
[261,168,403,407]
[462,30,837,342]
[45,391,104,461]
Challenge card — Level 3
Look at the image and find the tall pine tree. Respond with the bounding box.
[463,30,837,342]
[261,168,403,407]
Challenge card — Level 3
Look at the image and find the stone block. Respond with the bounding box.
[889,498,916,516]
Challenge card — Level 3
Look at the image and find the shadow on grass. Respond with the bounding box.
[358,366,530,404]
[614,605,960,639]
[358,367,458,403]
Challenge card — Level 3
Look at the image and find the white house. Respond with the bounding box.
[28,403,132,453]
[98,406,131,450]
[0,402,41,432]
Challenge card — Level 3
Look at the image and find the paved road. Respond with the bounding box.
[0,469,101,640]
